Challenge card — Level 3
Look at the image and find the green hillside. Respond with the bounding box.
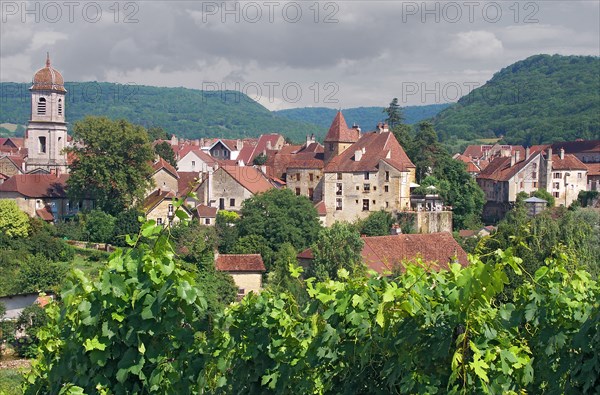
[0,82,324,142]
[433,54,600,145]
[275,104,450,130]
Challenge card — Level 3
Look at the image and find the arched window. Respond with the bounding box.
[37,97,46,115]
[58,98,63,115]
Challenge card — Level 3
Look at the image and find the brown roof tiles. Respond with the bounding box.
[298,232,469,274]
[324,131,414,173]
[221,165,274,195]
[215,254,266,272]
[0,174,69,198]
[324,111,360,143]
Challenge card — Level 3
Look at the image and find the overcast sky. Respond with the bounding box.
[1,1,598,110]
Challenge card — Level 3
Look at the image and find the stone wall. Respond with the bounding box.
[414,211,453,233]
[230,272,262,296]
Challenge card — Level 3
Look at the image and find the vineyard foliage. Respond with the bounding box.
[24,219,599,394]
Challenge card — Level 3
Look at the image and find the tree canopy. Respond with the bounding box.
[307,221,364,281]
[22,219,600,394]
[0,199,30,238]
[237,189,321,253]
[67,116,155,216]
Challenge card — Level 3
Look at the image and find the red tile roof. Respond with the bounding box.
[361,233,469,273]
[463,145,489,159]
[550,140,600,154]
[143,189,176,212]
[324,131,414,173]
[551,154,588,171]
[215,254,266,272]
[177,171,201,197]
[237,134,283,164]
[178,145,217,166]
[477,151,540,182]
[324,111,360,143]
[585,163,600,176]
[221,165,274,195]
[298,233,469,274]
[152,157,178,178]
[36,206,54,221]
[196,204,217,218]
[0,174,69,198]
[314,200,327,216]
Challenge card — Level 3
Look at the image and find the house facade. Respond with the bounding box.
[477,147,589,219]
[197,165,274,211]
[215,253,266,297]
[321,113,416,225]
[143,189,191,227]
[0,174,93,221]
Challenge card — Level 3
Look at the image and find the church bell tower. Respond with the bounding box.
[25,53,68,174]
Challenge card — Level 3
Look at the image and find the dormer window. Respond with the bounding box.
[58,99,63,115]
[37,97,47,115]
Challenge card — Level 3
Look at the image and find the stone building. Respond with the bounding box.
[24,54,69,174]
[0,174,93,221]
[143,189,191,227]
[215,253,266,297]
[477,146,589,219]
[321,112,416,225]
[149,157,179,194]
[197,165,274,211]
[282,138,324,202]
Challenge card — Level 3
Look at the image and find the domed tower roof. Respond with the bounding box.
[31,53,66,93]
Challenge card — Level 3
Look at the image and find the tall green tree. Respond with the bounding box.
[383,98,403,128]
[307,222,364,281]
[237,189,321,253]
[154,141,177,168]
[67,117,155,216]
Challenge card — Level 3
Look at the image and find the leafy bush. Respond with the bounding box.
[23,221,600,394]
[16,255,67,294]
[85,209,116,243]
[24,220,209,394]
[0,199,30,238]
[13,303,49,358]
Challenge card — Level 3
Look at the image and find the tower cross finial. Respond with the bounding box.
[46,52,50,67]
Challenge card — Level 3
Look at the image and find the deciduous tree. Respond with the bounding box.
[237,189,321,253]
[67,117,155,216]
[0,199,30,238]
[308,222,364,281]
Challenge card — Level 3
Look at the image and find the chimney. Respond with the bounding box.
[376,122,383,133]
[390,223,401,235]
[526,146,531,159]
[194,139,200,146]
[560,148,565,160]
[515,150,520,163]
[510,152,516,167]
[354,149,363,161]
[382,122,389,132]
[171,135,178,145]
[266,140,272,150]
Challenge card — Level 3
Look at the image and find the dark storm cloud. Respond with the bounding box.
[1,1,598,108]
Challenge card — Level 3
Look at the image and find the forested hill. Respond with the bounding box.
[274,104,450,130]
[433,54,600,145]
[0,82,324,142]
